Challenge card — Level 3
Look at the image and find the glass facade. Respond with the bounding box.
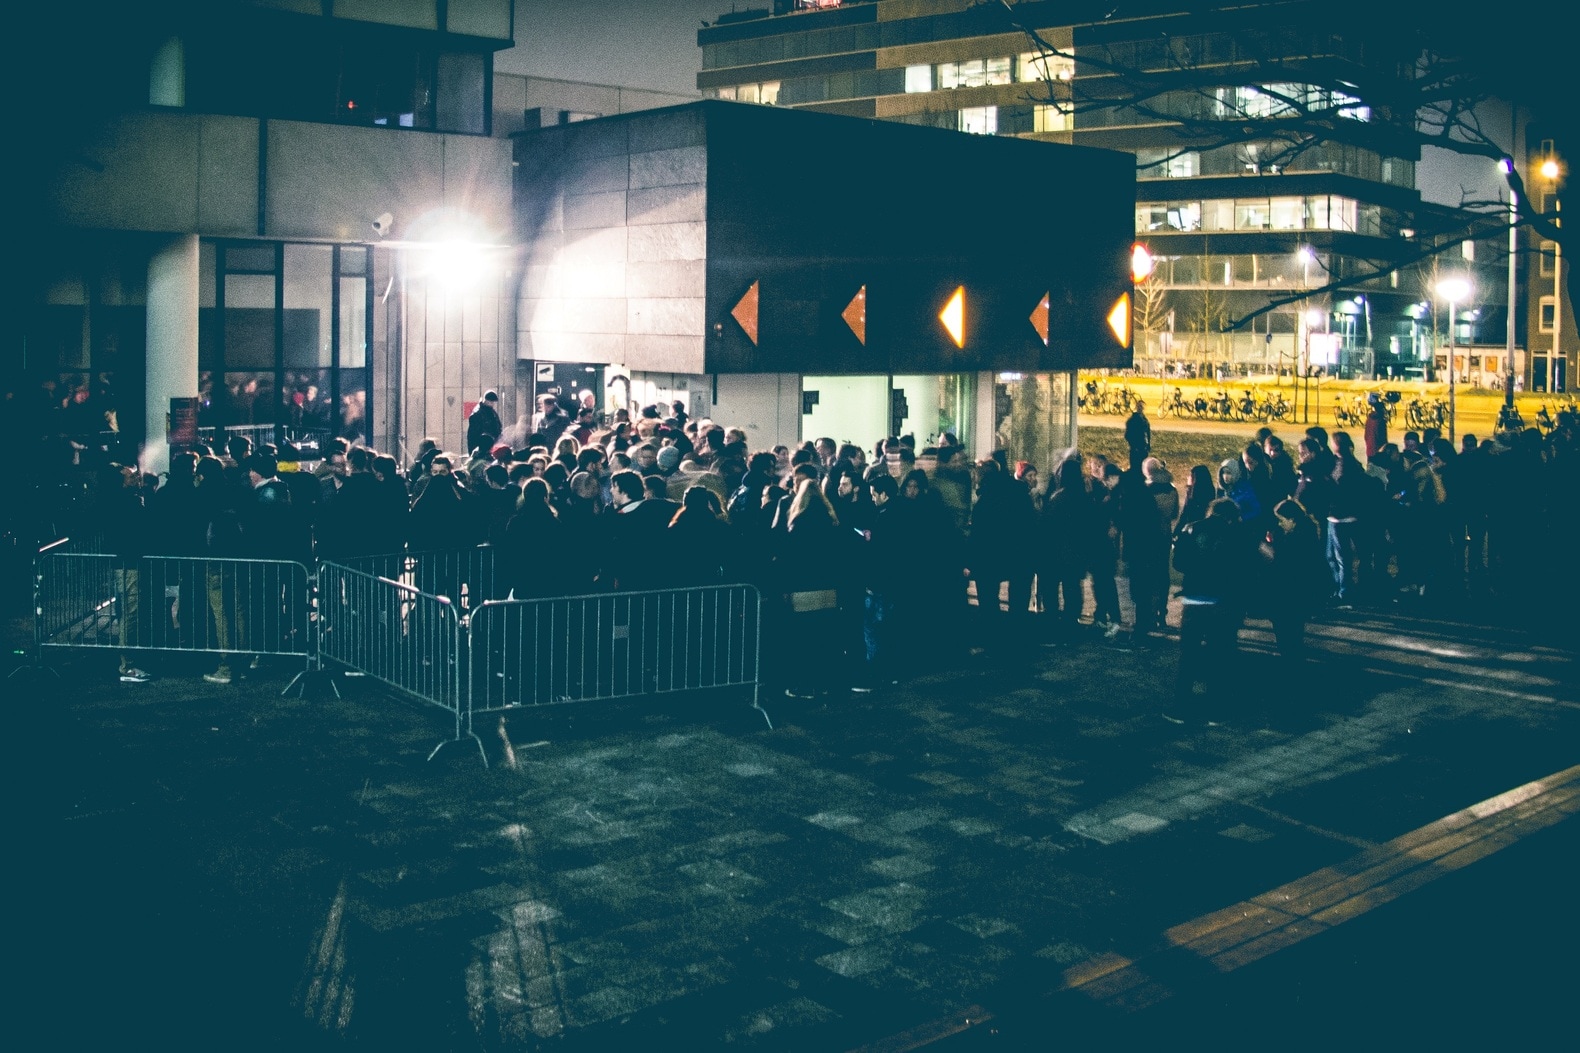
[1137,195,1397,237]
[182,18,493,134]
[200,242,373,447]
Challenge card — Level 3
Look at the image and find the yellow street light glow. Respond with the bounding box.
[1107,293,1130,345]
[1541,158,1561,180]
[940,286,966,347]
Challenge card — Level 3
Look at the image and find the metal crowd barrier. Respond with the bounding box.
[25,539,768,766]
[316,561,474,760]
[33,550,312,671]
[336,546,500,612]
[467,583,770,746]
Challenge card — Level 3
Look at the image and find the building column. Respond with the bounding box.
[144,234,200,474]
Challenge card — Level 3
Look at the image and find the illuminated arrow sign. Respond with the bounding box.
[1030,292,1050,345]
[1107,292,1131,346]
[731,280,760,345]
[842,285,867,345]
[939,286,965,348]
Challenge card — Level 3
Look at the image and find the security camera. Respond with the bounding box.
[372,212,394,237]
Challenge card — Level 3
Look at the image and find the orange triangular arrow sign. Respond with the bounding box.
[1030,293,1050,345]
[940,286,965,348]
[1107,292,1131,346]
[732,280,760,345]
[842,285,867,345]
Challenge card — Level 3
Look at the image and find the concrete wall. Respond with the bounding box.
[47,112,514,244]
[704,373,804,451]
[516,107,709,373]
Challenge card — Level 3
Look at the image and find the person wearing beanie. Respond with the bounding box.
[467,390,503,455]
[655,444,682,476]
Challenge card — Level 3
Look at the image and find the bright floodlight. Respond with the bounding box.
[1131,244,1154,282]
[1436,276,1472,303]
[1297,245,1314,263]
[1541,158,1561,180]
[426,239,487,290]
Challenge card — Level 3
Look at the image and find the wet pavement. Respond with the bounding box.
[19,599,1579,1050]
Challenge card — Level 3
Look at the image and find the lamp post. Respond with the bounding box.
[1437,276,1472,443]
[1500,158,1517,408]
[1296,246,1313,402]
[1131,244,1156,393]
[1541,156,1563,393]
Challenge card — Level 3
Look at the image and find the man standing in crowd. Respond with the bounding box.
[466,390,503,455]
[1124,399,1151,473]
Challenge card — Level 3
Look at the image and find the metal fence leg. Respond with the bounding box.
[752,683,774,730]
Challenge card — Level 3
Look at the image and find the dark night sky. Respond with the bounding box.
[501,0,735,96]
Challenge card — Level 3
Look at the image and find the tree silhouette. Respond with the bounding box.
[995,0,1573,314]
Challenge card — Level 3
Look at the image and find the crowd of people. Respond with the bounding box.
[16,385,1579,705]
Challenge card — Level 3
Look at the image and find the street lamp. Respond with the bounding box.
[1437,275,1472,442]
[1540,154,1563,393]
[1500,158,1518,408]
[1300,307,1324,423]
[1131,243,1158,392]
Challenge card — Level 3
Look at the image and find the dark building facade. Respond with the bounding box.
[696,0,1513,385]
[516,99,1135,457]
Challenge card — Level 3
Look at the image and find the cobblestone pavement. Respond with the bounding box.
[21,600,1579,1050]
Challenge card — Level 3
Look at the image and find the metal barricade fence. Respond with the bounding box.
[467,583,769,736]
[34,551,312,667]
[316,561,472,758]
[336,546,499,613]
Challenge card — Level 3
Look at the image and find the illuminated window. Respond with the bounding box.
[1201,199,1234,231]
[723,81,780,105]
[939,57,1011,89]
[1269,197,1305,230]
[1235,200,1271,230]
[1033,104,1067,132]
[1137,149,1198,178]
[1018,51,1073,82]
[1461,240,1475,261]
[959,106,997,134]
[1541,240,1557,277]
[905,64,932,92]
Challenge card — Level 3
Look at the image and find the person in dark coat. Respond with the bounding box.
[1038,458,1095,638]
[103,462,153,682]
[665,485,739,586]
[500,478,569,598]
[1258,498,1329,669]
[318,446,388,560]
[1171,496,1253,714]
[966,459,1037,650]
[600,469,674,591]
[1124,400,1152,473]
[1174,464,1216,545]
[466,391,503,455]
[1264,434,1298,502]
[774,478,860,699]
[1133,457,1180,637]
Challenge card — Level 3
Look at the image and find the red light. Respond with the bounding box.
[346,100,357,110]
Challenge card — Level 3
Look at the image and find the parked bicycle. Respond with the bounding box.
[1405,397,1447,431]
